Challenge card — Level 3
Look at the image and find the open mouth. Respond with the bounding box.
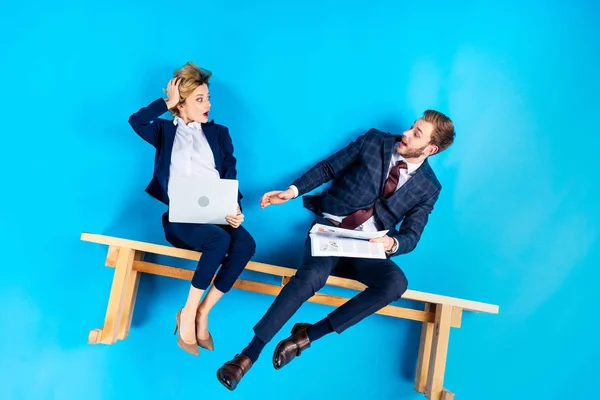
[203,111,209,118]
[400,141,407,147]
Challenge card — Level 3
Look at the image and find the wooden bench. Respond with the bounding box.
[81,232,499,400]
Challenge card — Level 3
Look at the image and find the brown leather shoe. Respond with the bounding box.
[216,354,253,391]
[272,322,312,370]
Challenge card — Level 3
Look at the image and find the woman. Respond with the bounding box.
[128,62,256,356]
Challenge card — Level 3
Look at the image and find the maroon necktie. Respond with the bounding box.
[340,160,407,230]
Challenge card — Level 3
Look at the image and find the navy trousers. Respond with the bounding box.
[162,213,256,293]
[253,218,408,342]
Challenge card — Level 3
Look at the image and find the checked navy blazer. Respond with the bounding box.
[292,128,441,257]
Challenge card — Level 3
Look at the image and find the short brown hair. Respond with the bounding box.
[422,110,455,153]
[168,61,212,117]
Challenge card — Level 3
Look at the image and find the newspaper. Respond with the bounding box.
[309,223,389,259]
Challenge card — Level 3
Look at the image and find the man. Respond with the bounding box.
[216,110,455,390]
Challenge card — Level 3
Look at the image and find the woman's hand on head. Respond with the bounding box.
[165,77,181,109]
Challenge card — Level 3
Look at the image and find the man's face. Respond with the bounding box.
[398,118,438,159]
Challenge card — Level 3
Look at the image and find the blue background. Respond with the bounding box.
[1,0,598,399]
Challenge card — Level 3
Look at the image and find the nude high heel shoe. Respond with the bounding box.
[174,308,200,356]
[196,309,215,351]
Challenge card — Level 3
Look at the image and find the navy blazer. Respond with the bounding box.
[292,129,441,257]
[128,98,243,207]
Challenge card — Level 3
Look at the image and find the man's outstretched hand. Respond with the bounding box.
[260,188,295,209]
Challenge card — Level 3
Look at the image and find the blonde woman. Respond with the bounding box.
[128,62,255,355]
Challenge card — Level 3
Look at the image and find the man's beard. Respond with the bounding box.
[399,144,427,158]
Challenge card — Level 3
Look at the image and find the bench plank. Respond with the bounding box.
[105,257,438,324]
[82,232,499,314]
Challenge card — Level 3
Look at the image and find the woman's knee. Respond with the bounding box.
[204,227,231,254]
[230,228,256,256]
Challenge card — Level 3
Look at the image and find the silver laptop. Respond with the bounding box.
[167,176,239,224]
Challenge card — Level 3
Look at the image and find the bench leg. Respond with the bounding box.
[89,247,135,345]
[415,303,434,393]
[441,389,455,399]
[117,251,144,340]
[425,304,453,400]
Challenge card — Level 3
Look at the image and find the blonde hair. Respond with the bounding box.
[422,110,455,153]
[167,61,212,117]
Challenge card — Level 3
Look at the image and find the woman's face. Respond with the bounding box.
[178,83,211,123]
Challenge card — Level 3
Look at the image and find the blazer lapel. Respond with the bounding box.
[389,159,430,199]
[163,123,176,164]
[202,121,222,173]
[155,122,177,197]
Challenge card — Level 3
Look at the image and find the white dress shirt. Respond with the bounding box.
[168,117,220,193]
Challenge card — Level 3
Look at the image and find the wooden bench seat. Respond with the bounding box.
[81,232,499,400]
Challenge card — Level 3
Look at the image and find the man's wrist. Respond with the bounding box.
[386,237,399,254]
[288,185,299,198]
